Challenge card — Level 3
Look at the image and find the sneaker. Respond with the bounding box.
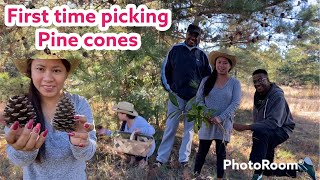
[153,161,163,168]
[192,171,200,178]
[252,174,262,180]
[298,157,317,180]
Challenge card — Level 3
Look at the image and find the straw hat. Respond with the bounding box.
[13,50,80,78]
[112,101,139,116]
[209,49,237,70]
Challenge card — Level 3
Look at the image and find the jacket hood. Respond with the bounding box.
[254,83,283,111]
[266,83,284,99]
[252,83,295,135]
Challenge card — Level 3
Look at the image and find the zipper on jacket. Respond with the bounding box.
[263,99,269,119]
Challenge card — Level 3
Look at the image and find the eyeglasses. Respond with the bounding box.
[253,78,267,85]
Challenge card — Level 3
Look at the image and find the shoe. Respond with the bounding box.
[153,161,163,168]
[192,171,200,178]
[252,174,262,180]
[298,157,317,180]
[180,161,190,168]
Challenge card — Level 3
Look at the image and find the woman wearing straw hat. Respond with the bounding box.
[193,49,242,179]
[111,101,155,168]
[1,50,97,179]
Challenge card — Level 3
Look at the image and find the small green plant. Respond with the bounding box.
[167,92,216,133]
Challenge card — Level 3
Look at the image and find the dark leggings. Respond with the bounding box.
[194,139,227,178]
[249,127,296,177]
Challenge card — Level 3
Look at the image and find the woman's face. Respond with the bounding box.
[215,57,231,75]
[117,112,127,121]
[31,59,68,99]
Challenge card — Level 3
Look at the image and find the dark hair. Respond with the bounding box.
[203,58,232,97]
[126,114,136,120]
[119,114,136,131]
[227,59,232,72]
[252,69,268,76]
[203,69,217,97]
[96,125,103,130]
[26,59,71,163]
[28,81,46,163]
[61,59,71,72]
[120,121,126,131]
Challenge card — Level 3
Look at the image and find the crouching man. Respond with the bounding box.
[233,69,317,180]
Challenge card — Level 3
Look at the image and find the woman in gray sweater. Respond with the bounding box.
[2,50,96,180]
[193,49,241,179]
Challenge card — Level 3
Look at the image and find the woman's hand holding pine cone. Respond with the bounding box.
[5,119,48,151]
[68,115,94,148]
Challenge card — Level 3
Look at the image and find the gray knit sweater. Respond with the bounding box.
[196,77,241,142]
[4,92,97,180]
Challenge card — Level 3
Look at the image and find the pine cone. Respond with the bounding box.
[3,95,37,127]
[52,96,76,132]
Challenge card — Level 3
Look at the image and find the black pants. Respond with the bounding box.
[194,139,227,178]
[249,127,297,177]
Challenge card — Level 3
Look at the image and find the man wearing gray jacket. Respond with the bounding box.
[233,69,316,180]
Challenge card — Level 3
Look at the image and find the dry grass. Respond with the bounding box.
[240,85,320,113]
[0,85,319,179]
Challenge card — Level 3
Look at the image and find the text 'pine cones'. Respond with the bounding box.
[3,95,37,127]
[52,96,76,132]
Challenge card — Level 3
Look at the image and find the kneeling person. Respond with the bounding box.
[233,69,316,180]
[113,101,156,168]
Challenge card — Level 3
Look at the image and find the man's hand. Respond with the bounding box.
[233,123,251,132]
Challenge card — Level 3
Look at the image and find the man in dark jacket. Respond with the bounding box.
[154,24,211,167]
[233,69,316,180]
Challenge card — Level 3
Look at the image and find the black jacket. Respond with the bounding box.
[161,42,211,100]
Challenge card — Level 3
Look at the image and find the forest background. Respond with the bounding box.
[0,0,319,179]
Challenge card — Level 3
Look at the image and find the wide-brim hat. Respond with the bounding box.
[112,101,139,117]
[209,49,237,70]
[13,50,80,78]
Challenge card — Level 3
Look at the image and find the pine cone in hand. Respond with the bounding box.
[52,96,76,132]
[3,95,37,127]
